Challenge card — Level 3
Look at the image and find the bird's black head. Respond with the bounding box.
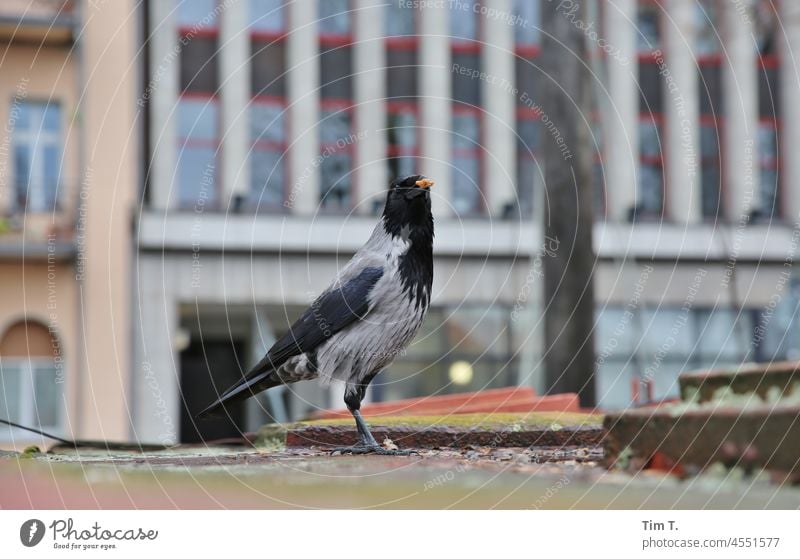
[382,175,434,239]
[382,176,435,308]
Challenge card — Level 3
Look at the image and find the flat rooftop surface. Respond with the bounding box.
[2,445,798,509]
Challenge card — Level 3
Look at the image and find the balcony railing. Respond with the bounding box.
[0,0,76,45]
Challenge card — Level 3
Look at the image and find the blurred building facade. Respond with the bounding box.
[134,0,800,444]
[137,0,541,443]
[0,0,138,448]
[3,0,800,446]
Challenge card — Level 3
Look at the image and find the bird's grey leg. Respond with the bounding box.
[331,409,413,455]
[353,409,379,447]
[330,385,414,456]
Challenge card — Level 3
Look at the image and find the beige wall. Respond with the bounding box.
[78,0,137,440]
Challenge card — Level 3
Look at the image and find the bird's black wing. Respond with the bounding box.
[266,265,384,365]
[196,266,384,418]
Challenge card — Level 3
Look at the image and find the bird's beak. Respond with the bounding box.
[415,178,435,189]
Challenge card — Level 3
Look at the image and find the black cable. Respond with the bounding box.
[0,418,179,452]
[0,418,77,447]
[0,417,259,452]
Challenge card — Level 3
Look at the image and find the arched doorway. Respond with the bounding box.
[0,319,63,438]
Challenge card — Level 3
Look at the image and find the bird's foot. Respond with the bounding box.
[330,444,415,456]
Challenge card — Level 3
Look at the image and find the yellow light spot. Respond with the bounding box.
[449,360,473,386]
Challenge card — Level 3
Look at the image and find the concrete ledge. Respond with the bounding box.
[138,212,535,256]
[140,211,800,262]
[679,361,800,403]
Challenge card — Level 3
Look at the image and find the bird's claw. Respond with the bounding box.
[330,444,416,456]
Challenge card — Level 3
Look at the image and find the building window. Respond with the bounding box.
[758,121,779,218]
[636,0,660,52]
[638,60,663,114]
[637,0,662,112]
[0,321,63,440]
[318,0,354,211]
[756,2,779,219]
[450,5,482,216]
[177,0,220,28]
[516,114,538,218]
[636,1,663,220]
[251,41,285,97]
[386,1,419,188]
[452,111,482,216]
[386,101,418,194]
[758,59,779,119]
[386,0,415,37]
[638,116,664,217]
[754,0,777,57]
[319,0,350,35]
[700,122,721,218]
[12,101,62,212]
[177,99,219,208]
[697,0,722,219]
[595,306,753,409]
[376,306,516,402]
[695,0,720,57]
[319,107,354,210]
[752,280,800,362]
[698,62,722,117]
[177,1,220,209]
[387,108,418,180]
[514,0,540,217]
[179,35,219,93]
[452,51,481,107]
[450,2,478,43]
[250,0,287,210]
[249,0,285,32]
[512,0,540,47]
[250,101,286,209]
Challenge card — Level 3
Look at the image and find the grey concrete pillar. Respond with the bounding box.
[722,0,759,219]
[603,0,639,221]
[482,0,516,216]
[220,0,251,202]
[779,0,800,222]
[147,0,179,210]
[354,0,388,213]
[287,0,320,214]
[664,0,700,222]
[420,2,452,217]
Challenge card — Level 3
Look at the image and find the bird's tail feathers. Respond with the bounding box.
[195,361,281,420]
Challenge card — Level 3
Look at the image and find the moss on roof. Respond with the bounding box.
[299,411,604,429]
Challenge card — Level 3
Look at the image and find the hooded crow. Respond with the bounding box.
[197,175,435,454]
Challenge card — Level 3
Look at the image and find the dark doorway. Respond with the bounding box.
[179,338,247,443]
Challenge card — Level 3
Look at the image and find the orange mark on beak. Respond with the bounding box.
[415,178,434,189]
